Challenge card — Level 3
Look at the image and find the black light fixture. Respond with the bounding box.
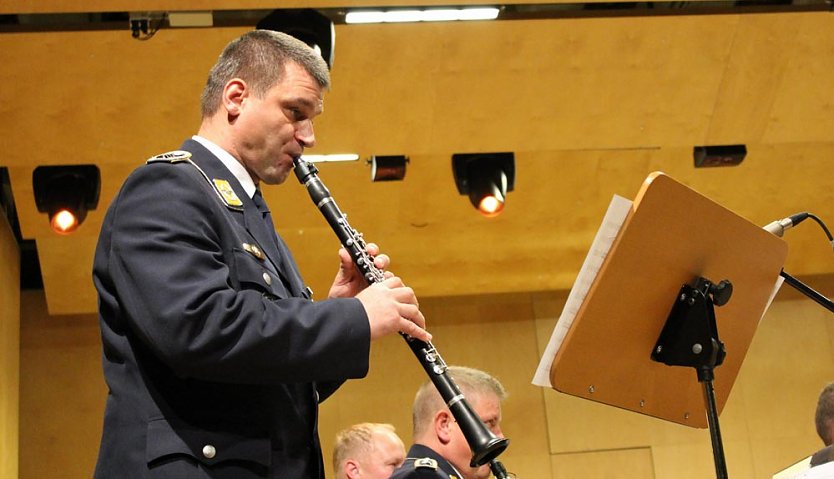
[452,153,515,217]
[693,144,746,168]
[33,165,100,235]
[257,9,335,69]
[369,155,408,182]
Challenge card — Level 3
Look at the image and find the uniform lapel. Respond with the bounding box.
[181,139,306,297]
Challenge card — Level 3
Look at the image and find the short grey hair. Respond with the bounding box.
[412,366,507,439]
[200,29,330,118]
[816,382,834,445]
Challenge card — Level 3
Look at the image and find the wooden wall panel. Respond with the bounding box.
[18,292,105,478]
[0,214,20,479]
[551,447,655,478]
[735,296,834,478]
[16,285,834,478]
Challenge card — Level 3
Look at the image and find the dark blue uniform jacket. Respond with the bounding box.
[93,139,370,478]
[390,444,462,479]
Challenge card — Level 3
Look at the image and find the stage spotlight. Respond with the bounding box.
[693,144,746,167]
[33,165,100,235]
[369,155,408,182]
[257,9,335,69]
[452,153,515,217]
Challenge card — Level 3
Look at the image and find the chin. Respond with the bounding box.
[262,169,292,185]
[472,464,492,479]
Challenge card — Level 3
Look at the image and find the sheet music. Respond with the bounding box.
[532,194,633,387]
[775,460,834,479]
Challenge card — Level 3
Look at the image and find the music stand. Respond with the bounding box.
[548,172,788,478]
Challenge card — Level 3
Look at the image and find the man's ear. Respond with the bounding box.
[343,458,361,479]
[435,409,455,444]
[221,78,248,117]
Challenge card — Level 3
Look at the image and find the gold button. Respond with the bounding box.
[263,272,272,286]
[202,444,216,459]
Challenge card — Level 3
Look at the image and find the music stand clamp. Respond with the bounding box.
[651,276,733,479]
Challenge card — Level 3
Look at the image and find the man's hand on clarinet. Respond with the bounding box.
[356,276,430,342]
[328,243,392,298]
[327,243,430,342]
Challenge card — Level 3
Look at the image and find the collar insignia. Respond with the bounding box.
[212,179,243,207]
[242,243,265,261]
[414,458,438,470]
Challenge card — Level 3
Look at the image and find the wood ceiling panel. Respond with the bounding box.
[0,0,653,16]
[763,13,834,143]
[320,16,740,153]
[2,14,833,315]
[706,13,804,144]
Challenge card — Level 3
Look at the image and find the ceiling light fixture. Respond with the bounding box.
[345,7,500,24]
[33,165,101,235]
[369,155,408,182]
[257,8,336,69]
[300,153,360,163]
[693,144,746,168]
[452,152,515,217]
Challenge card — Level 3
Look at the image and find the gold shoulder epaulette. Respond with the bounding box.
[146,150,192,164]
[145,150,243,212]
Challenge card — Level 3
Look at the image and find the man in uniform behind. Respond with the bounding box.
[332,423,406,479]
[390,366,507,479]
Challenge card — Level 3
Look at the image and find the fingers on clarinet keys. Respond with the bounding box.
[402,316,431,343]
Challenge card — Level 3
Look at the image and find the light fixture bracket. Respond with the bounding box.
[452,152,515,195]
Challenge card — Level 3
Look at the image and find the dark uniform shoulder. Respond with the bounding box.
[143,149,244,211]
[390,457,454,479]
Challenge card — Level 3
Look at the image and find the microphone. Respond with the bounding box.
[763,212,810,237]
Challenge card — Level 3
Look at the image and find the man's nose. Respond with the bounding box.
[295,120,315,148]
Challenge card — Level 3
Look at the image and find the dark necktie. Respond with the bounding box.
[252,188,295,289]
[252,188,276,239]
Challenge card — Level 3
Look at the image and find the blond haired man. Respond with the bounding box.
[333,423,406,479]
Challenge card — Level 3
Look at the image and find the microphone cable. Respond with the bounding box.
[763,211,834,313]
[764,212,834,250]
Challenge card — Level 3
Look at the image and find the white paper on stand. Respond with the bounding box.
[532,194,633,387]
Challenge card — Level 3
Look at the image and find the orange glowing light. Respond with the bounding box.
[51,209,79,234]
[478,195,504,217]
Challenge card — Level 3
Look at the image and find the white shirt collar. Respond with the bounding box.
[192,135,257,199]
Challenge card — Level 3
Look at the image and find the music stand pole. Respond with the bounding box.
[652,277,732,479]
[699,366,728,479]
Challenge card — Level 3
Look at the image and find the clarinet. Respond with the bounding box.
[293,157,509,467]
[489,459,512,479]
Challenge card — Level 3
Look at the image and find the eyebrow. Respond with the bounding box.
[287,96,323,115]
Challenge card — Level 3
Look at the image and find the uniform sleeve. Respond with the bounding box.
[99,163,371,384]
